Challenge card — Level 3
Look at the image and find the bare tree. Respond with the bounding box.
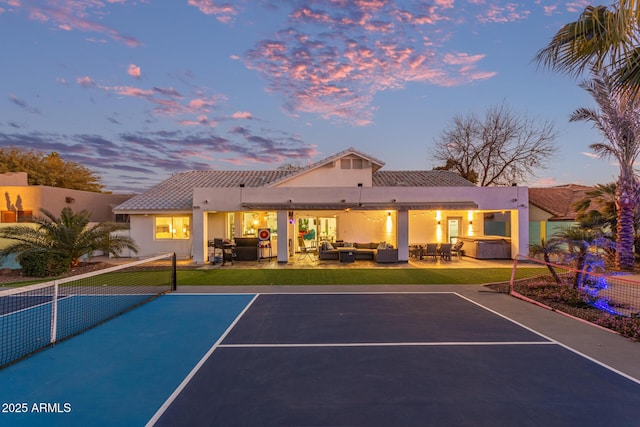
[431,104,559,186]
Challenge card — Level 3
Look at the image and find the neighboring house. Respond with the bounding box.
[528,184,595,244]
[114,148,530,264]
[0,172,135,268]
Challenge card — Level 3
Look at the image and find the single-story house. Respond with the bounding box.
[528,184,597,244]
[0,172,133,224]
[0,171,135,268]
[114,148,530,264]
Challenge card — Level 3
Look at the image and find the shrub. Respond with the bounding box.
[19,251,72,277]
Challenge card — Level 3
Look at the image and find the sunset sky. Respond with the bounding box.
[0,0,621,193]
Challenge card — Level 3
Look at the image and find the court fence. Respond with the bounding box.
[0,253,176,369]
[509,254,640,318]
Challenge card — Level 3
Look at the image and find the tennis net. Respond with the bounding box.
[0,253,176,369]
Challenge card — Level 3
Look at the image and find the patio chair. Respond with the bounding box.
[424,243,438,261]
[409,245,423,259]
[439,243,452,261]
[297,236,316,260]
[451,240,464,260]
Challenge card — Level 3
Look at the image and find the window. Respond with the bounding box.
[155,216,190,239]
[115,214,130,223]
[242,211,277,237]
[340,158,365,169]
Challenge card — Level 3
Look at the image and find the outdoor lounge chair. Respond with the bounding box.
[424,243,438,261]
[451,240,464,260]
[297,236,316,260]
[439,243,452,261]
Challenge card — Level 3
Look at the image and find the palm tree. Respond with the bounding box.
[534,2,640,97]
[569,68,640,270]
[573,182,618,234]
[555,226,613,288]
[529,238,564,283]
[0,207,138,271]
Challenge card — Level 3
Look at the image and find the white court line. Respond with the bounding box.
[219,341,556,348]
[145,293,260,427]
[453,292,640,386]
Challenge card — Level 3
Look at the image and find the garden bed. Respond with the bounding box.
[486,278,640,342]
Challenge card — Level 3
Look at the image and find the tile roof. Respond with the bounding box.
[115,170,295,211]
[114,148,476,212]
[372,170,476,187]
[528,184,594,220]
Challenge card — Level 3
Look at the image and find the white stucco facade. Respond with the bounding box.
[114,148,529,264]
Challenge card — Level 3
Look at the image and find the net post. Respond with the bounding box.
[509,255,520,295]
[51,280,59,344]
[171,252,177,291]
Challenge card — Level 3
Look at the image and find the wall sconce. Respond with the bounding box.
[437,220,441,225]
[469,220,473,225]
[65,196,75,203]
[388,212,391,217]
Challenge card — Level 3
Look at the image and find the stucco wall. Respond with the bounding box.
[277,162,373,187]
[0,185,133,222]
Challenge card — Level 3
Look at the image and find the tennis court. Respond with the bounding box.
[1,287,640,426]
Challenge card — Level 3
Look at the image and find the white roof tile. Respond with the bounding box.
[115,151,475,212]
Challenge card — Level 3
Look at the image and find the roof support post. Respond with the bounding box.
[397,209,409,262]
[277,210,289,264]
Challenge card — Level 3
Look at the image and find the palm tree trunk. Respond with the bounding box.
[615,178,637,271]
[543,253,561,284]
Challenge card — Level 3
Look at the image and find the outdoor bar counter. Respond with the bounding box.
[457,236,511,259]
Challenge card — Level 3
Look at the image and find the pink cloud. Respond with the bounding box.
[443,52,486,65]
[566,0,591,14]
[188,0,237,23]
[111,86,154,97]
[232,111,253,119]
[179,115,217,127]
[24,1,143,47]
[476,4,530,24]
[434,0,455,9]
[244,1,497,125]
[128,64,141,78]
[76,75,96,87]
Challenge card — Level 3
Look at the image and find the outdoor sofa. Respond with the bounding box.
[318,241,398,263]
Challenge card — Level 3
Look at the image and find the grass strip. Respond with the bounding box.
[176,267,547,286]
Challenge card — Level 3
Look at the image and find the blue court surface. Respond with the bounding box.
[1,292,640,426]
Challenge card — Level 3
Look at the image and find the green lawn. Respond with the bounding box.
[176,267,547,286]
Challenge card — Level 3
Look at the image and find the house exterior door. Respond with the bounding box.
[448,217,461,243]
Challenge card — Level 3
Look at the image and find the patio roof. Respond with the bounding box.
[241,201,479,211]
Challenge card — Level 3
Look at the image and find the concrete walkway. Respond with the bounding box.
[176,284,640,383]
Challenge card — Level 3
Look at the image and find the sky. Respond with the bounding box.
[0,0,623,193]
